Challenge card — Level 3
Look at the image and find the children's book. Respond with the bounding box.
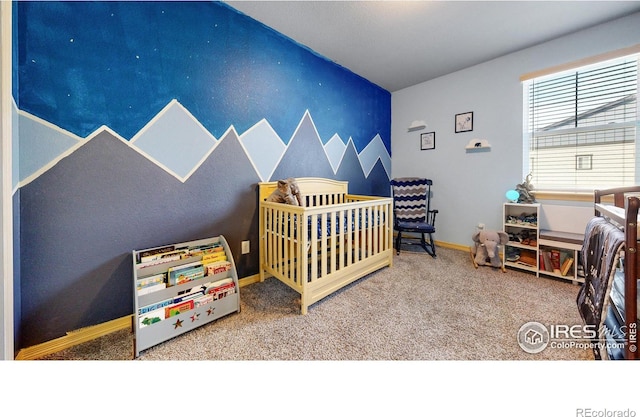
[560,257,574,276]
[137,282,167,295]
[208,281,236,300]
[202,252,227,264]
[138,309,166,328]
[204,260,232,277]
[167,261,205,286]
[550,250,561,274]
[166,299,195,317]
[138,298,173,315]
[193,293,214,307]
[139,250,187,267]
[137,245,175,264]
[137,273,166,289]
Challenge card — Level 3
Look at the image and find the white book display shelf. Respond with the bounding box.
[132,235,240,357]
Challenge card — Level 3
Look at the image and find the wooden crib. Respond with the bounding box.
[258,178,393,314]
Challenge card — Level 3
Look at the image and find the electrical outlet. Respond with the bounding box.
[241,240,250,254]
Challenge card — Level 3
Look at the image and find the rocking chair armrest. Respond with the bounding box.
[427,209,438,225]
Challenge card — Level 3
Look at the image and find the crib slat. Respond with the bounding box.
[283,211,291,280]
[267,208,274,271]
[330,209,337,274]
[289,213,295,281]
[276,209,283,277]
[367,206,372,258]
[371,204,381,255]
[310,213,318,284]
[338,208,345,271]
[346,206,353,267]
[356,207,363,262]
[321,212,328,278]
[300,210,308,286]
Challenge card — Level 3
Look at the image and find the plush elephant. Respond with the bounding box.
[471,229,509,268]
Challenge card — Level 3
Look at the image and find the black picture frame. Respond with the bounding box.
[420,132,435,150]
[455,111,473,133]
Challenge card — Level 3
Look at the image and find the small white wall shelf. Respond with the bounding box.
[465,139,491,150]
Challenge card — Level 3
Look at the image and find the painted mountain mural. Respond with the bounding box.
[19,126,262,347]
[16,101,391,347]
[15,101,391,189]
[14,0,392,349]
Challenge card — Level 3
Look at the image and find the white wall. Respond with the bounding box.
[1,1,14,360]
[391,12,640,248]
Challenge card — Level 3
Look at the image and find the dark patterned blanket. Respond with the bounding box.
[576,216,625,359]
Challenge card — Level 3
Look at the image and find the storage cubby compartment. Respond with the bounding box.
[503,203,540,274]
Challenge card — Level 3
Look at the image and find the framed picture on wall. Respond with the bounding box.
[455,111,473,133]
[421,132,435,150]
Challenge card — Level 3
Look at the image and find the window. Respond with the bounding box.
[523,54,638,191]
[575,155,592,171]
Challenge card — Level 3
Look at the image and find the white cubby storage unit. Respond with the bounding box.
[132,235,240,357]
[503,203,540,275]
[503,203,587,284]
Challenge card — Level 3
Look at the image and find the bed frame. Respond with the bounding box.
[593,186,639,360]
[258,178,393,314]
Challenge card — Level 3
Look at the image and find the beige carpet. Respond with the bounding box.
[38,246,593,361]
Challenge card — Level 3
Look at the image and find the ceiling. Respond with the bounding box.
[225,1,640,92]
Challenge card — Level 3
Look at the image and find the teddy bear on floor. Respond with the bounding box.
[471,229,509,269]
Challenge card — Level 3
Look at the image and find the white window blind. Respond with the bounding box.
[523,55,639,191]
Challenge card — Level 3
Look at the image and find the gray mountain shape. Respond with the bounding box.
[17,110,391,348]
[270,111,335,180]
[17,104,391,188]
[18,127,263,347]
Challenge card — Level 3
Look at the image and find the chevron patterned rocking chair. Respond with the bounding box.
[390,177,438,257]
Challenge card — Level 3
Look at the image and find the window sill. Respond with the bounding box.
[532,191,593,203]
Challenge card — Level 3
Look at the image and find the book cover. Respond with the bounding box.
[139,250,187,267]
[193,293,214,307]
[137,245,175,264]
[202,252,227,263]
[208,282,236,300]
[550,250,561,273]
[167,261,205,286]
[542,251,553,272]
[138,309,166,328]
[183,243,224,258]
[166,299,195,317]
[560,257,574,276]
[137,272,166,289]
[172,284,206,304]
[205,278,233,291]
[137,282,167,295]
[138,298,173,315]
[177,281,209,296]
[204,260,232,277]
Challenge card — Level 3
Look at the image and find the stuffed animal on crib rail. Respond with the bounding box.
[471,229,509,268]
[266,178,304,206]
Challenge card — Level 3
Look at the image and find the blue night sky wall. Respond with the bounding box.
[17,1,391,154]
